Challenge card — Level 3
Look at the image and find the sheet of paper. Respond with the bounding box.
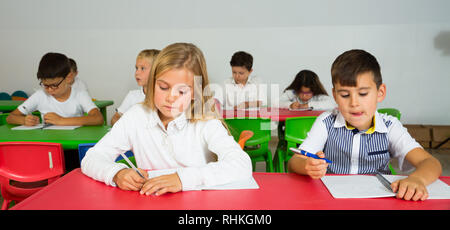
[288,107,313,111]
[147,168,259,190]
[11,124,44,130]
[11,124,80,130]
[43,125,80,130]
[321,175,450,199]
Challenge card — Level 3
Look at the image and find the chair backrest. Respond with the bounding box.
[0,92,11,100]
[0,113,8,125]
[377,108,401,120]
[78,143,96,163]
[78,143,135,165]
[238,130,254,149]
[224,117,271,146]
[0,142,65,201]
[285,116,318,150]
[11,90,28,101]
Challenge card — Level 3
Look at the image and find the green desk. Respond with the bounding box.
[0,124,110,150]
[0,100,114,124]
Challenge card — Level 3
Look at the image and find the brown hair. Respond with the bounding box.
[229,51,253,71]
[331,49,382,88]
[284,69,328,96]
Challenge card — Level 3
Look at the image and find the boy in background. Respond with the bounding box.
[7,52,103,126]
[223,51,266,109]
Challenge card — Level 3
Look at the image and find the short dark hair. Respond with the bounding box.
[230,51,253,71]
[284,70,328,96]
[69,58,77,72]
[37,52,71,80]
[331,49,382,88]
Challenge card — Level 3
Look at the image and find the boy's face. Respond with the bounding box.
[231,66,252,85]
[135,58,152,87]
[40,73,74,98]
[332,72,386,130]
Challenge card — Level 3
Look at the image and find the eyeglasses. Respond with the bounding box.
[39,77,66,90]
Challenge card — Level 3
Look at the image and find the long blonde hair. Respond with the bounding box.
[144,43,220,123]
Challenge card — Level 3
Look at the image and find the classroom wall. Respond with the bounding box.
[1,0,449,125]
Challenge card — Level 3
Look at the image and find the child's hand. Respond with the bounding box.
[290,102,302,109]
[113,168,148,191]
[304,151,329,179]
[140,173,182,196]
[391,176,429,201]
[43,112,64,125]
[24,114,40,126]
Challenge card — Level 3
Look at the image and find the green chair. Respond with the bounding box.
[274,116,317,172]
[0,113,8,125]
[377,108,401,175]
[378,108,401,120]
[224,117,274,172]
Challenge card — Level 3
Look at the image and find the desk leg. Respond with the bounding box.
[100,108,107,125]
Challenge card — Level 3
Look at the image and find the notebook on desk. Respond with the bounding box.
[147,168,259,190]
[11,124,81,130]
[321,175,450,199]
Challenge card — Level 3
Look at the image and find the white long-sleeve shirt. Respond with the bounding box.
[223,75,267,108]
[279,89,336,111]
[81,104,252,191]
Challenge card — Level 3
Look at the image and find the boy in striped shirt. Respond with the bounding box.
[288,49,442,201]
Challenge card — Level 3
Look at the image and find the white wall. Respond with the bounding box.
[1,0,449,125]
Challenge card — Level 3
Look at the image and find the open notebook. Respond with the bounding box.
[11,124,81,130]
[321,175,450,199]
[147,168,259,191]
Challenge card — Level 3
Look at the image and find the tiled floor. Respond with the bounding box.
[255,137,450,176]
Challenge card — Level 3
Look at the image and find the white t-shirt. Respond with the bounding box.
[223,75,267,108]
[116,88,145,114]
[71,77,89,94]
[279,89,336,110]
[18,87,97,117]
[81,104,252,191]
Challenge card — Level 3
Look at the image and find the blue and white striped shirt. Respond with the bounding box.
[299,110,422,174]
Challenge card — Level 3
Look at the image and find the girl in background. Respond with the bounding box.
[280,70,335,111]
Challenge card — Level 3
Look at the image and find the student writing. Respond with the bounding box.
[288,49,442,201]
[280,69,336,111]
[6,52,103,126]
[81,43,252,196]
[223,51,266,109]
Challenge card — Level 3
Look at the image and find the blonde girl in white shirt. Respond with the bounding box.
[110,49,160,125]
[82,43,252,196]
[280,70,336,111]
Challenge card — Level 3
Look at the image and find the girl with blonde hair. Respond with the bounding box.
[82,43,252,196]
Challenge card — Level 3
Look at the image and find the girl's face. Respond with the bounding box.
[154,68,194,126]
[298,86,314,102]
[135,58,152,87]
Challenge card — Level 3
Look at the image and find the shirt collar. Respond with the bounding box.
[333,111,388,134]
[147,109,188,131]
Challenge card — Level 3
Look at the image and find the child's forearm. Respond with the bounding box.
[6,113,26,125]
[287,155,308,175]
[408,156,442,186]
[110,112,121,126]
